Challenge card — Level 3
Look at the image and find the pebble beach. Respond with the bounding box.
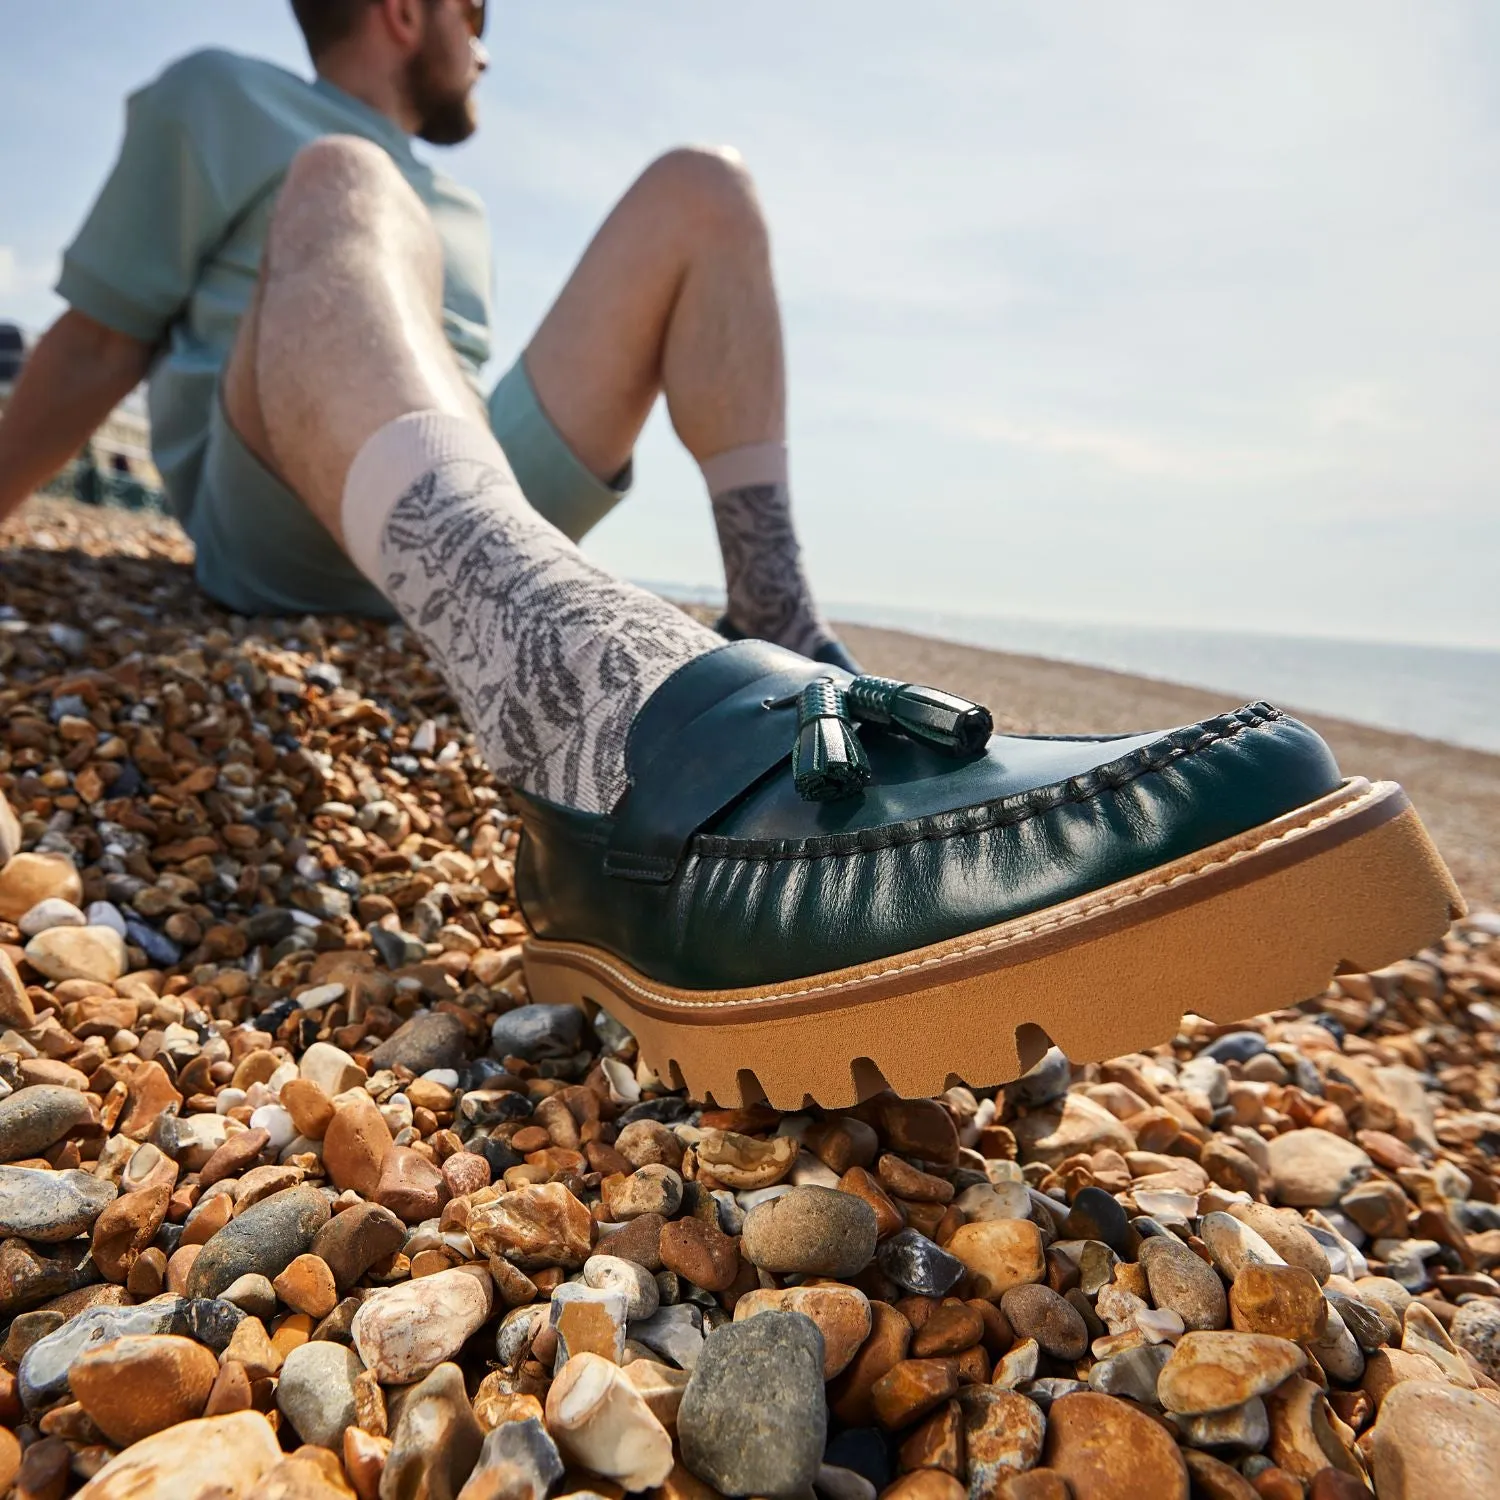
[0,499,1497,1500]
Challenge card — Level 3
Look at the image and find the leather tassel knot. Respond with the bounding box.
[774,673,993,802]
[791,680,872,802]
[845,674,993,755]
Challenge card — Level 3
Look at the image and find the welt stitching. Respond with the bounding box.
[688,704,1283,866]
[550,779,1384,1012]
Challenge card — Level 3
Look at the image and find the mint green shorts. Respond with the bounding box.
[187,358,631,618]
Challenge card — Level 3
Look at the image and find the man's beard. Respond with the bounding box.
[409,45,478,145]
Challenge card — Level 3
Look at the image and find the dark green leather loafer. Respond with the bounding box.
[516,642,1462,1108]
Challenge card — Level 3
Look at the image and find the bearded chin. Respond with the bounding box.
[417,94,478,145]
[409,50,479,145]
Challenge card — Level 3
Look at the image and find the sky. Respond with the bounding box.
[1,1,1497,649]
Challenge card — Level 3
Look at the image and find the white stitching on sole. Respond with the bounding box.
[530,781,1388,1013]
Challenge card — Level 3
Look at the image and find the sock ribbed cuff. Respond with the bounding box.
[700,439,789,496]
[340,410,512,585]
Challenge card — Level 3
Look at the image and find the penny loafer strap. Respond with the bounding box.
[605,643,835,883]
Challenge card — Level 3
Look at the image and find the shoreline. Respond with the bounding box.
[831,618,1500,913]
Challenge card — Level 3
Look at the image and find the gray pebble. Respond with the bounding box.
[1452,1299,1500,1381]
[678,1310,827,1498]
[1173,1396,1270,1452]
[468,1416,564,1499]
[877,1227,966,1297]
[220,1273,278,1320]
[0,1087,93,1163]
[0,1166,116,1242]
[369,1011,469,1074]
[629,1302,705,1370]
[584,1254,660,1321]
[1087,1343,1170,1406]
[1201,1032,1269,1065]
[491,1003,585,1062]
[1326,1290,1394,1353]
[496,1305,547,1366]
[185,1185,330,1299]
[1006,1046,1072,1107]
[277,1340,363,1449]
[1139,1235,1228,1331]
[740,1186,877,1278]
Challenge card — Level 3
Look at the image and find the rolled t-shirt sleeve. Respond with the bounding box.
[57,58,231,344]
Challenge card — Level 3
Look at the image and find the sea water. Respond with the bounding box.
[832,604,1500,755]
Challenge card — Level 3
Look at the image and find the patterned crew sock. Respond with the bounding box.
[343,411,722,814]
[702,441,837,659]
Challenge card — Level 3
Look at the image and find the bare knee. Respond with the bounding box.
[270,135,442,280]
[282,134,415,208]
[636,144,768,245]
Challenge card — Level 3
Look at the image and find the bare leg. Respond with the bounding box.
[523,146,784,480]
[223,136,718,813]
[224,135,482,541]
[523,148,845,662]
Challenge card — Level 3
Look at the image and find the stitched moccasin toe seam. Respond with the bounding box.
[689,702,1284,865]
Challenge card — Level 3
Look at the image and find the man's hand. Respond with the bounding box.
[0,310,155,524]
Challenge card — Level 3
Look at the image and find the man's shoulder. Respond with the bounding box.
[136,48,314,120]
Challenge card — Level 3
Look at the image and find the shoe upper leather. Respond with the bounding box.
[513,641,1344,990]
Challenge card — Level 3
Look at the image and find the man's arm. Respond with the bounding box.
[0,310,154,523]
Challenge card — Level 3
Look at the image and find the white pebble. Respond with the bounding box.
[584,1254,660,1322]
[545,1353,673,1491]
[1135,1306,1186,1344]
[18,898,88,937]
[266,1059,299,1093]
[735,1183,796,1212]
[600,1056,640,1105]
[420,1069,460,1088]
[790,1152,841,1188]
[216,1087,247,1116]
[249,1103,295,1151]
[353,1268,493,1383]
[295,982,345,1011]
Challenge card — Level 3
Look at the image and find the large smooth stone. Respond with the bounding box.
[1369,1380,1500,1499]
[677,1310,827,1497]
[1157,1331,1307,1416]
[352,1266,493,1384]
[1042,1391,1188,1499]
[70,1334,218,1447]
[0,1166,116,1242]
[739,1186,877,1277]
[184,1186,330,1299]
[0,1086,94,1163]
[276,1340,363,1449]
[1265,1129,1373,1208]
[73,1411,281,1499]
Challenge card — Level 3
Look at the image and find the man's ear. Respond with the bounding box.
[377,0,428,56]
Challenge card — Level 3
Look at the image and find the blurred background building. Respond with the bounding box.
[0,319,164,509]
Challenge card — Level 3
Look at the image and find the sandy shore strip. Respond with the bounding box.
[833,621,1500,914]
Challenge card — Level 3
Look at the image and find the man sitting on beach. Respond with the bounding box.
[0,0,856,670]
[0,0,1455,1105]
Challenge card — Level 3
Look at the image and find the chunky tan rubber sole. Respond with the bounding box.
[522,779,1464,1110]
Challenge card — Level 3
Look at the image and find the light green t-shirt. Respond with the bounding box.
[57,48,493,529]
